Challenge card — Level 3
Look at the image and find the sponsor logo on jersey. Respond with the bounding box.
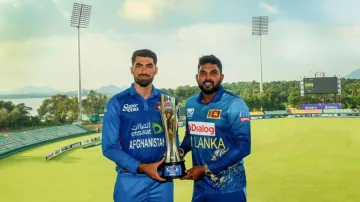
[240,117,250,122]
[152,122,163,134]
[131,122,151,136]
[207,109,222,119]
[131,122,163,136]
[188,121,215,136]
[123,104,139,112]
[239,109,250,122]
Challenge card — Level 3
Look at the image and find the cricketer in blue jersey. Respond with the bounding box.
[102,49,174,202]
[179,55,251,202]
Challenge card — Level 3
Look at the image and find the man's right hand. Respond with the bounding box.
[137,157,166,182]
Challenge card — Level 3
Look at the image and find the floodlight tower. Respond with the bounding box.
[252,16,269,93]
[70,3,92,123]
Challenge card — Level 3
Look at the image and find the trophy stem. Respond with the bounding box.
[161,114,172,163]
[158,94,186,179]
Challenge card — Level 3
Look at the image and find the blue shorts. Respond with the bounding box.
[113,172,174,202]
[192,188,247,202]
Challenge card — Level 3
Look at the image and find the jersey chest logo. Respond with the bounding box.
[123,104,139,112]
[207,109,222,119]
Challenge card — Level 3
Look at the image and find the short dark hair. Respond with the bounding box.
[131,49,157,65]
[198,54,222,73]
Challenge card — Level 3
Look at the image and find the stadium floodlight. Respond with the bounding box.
[70,3,92,123]
[252,16,269,93]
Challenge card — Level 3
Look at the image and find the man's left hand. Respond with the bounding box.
[181,166,205,181]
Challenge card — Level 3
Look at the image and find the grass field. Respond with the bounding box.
[0,118,360,202]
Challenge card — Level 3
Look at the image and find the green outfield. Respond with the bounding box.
[0,118,359,202]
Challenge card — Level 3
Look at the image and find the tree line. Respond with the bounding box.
[0,90,108,132]
[161,78,360,111]
[1,79,359,132]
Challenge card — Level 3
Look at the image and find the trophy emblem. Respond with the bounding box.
[157,94,186,179]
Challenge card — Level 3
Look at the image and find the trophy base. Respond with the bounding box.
[160,160,186,180]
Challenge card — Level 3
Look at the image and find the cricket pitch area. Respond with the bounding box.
[0,118,359,202]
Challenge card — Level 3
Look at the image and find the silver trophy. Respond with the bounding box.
[157,94,186,179]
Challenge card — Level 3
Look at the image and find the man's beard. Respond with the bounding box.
[134,74,154,87]
[198,80,221,95]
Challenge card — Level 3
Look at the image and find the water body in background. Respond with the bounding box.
[1,98,45,116]
[1,96,87,116]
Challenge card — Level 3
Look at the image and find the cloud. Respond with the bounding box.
[0,0,72,41]
[259,1,279,15]
[12,2,21,7]
[52,0,71,20]
[334,25,360,38]
[118,0,207,22]
[175,23,250,48]
[0,0,13,4]
[261,20,360,79]
[269,20,360,59]
[1,18,359,92]
[319,0,360,25]
[119,0,174,22]
[0,0,22,7]
[0,22,253,91]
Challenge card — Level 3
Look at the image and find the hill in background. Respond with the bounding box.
[96,85,126,95]
[344,68,360,79]
[0,85,61,95]
[0,85,128,99]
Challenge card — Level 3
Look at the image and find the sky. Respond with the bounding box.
[0,0,359,92]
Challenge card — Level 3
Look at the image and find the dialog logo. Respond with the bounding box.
[188,121,215,136]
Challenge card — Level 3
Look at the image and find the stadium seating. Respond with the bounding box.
[290,109,322,114]
[250,111,264,116]
[264,110,288,115]
[322,109,358,114]
[250,109,359,117]
[0,124,92,159]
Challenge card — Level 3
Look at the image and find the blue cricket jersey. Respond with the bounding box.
[101,83,171,174]
[179,86,251,194]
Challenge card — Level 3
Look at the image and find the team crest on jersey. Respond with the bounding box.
[207,109,222,119]
[187,108,194,118]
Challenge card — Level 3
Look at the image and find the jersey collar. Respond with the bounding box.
[129,83,159,98]
[196,85,225,104]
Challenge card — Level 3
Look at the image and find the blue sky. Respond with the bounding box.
[0,0,359,92]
